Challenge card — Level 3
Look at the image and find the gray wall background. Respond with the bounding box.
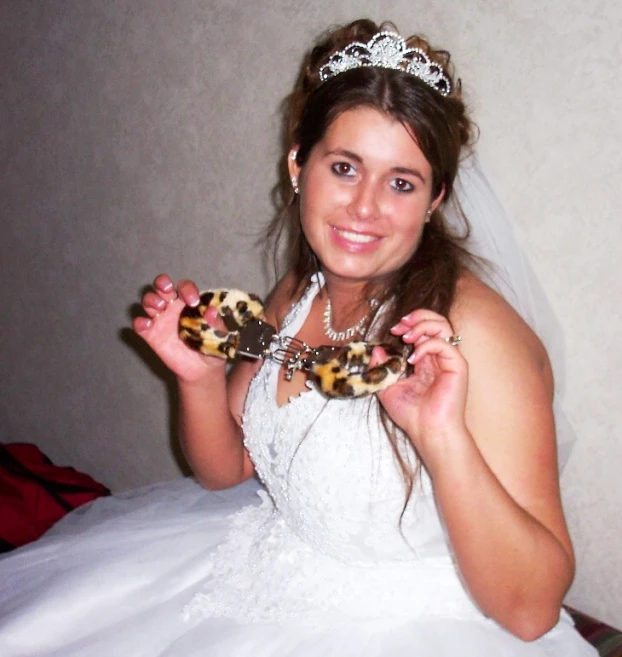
[2,0,621,628]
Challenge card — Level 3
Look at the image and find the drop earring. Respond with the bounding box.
[425,208,432,223]
[290,150,299,194]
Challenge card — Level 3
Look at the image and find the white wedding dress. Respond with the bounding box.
[0,278,596,657]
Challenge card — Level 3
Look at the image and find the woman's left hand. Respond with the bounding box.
[377,309,469,458]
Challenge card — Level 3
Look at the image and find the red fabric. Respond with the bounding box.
[566,606,622,656]
[0,442,110,549]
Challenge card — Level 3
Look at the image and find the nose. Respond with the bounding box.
[347,179,380,222]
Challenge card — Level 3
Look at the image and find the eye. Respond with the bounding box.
[390,178,414,193]
[331,162,356,177]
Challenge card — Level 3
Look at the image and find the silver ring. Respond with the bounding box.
[445,334,462,347]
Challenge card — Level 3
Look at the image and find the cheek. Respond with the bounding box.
[298,177,338,230]
[391,211,427,256]
[298,195,323,249]
[391,200,427,234]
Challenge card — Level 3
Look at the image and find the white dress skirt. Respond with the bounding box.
[0,280,596,657]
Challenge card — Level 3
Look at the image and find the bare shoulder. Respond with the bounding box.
[449,273,569,558]
[451,269,559,486]
[451,269,553,397]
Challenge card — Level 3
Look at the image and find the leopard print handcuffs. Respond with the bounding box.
[178,289,407,399]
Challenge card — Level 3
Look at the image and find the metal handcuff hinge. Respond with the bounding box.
[235,318,341,381]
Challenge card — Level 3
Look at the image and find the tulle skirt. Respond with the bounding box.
[0,478,596,657]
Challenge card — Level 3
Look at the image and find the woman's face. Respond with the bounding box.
[290,106,442,289]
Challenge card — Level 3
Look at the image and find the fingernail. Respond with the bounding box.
[161,280,173,291]
[155,298,166,309]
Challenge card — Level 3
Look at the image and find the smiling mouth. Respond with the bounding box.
[333,227,380,244]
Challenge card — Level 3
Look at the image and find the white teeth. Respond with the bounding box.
[335,228,377,243]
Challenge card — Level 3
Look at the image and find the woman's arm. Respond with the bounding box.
[176,360,258,490]
[134,273,297,490]
[133,275,255,489]
[382,272,574,640]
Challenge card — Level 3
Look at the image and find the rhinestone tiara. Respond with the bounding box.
[318,31,451,97]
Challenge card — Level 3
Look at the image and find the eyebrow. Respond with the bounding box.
[326,148,427,184]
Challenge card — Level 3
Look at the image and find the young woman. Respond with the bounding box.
[0,19,595,656]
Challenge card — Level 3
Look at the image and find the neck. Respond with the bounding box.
[320,272,377,334]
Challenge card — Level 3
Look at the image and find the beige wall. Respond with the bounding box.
[1,0,620,628]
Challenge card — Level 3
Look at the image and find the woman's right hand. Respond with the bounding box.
[133,273,226,383]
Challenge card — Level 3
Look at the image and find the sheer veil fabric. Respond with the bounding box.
[449,154,576,470]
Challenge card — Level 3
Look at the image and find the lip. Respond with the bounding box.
[330,225,383,251]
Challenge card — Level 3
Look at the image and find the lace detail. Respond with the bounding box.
[182,495,479,628]
[183,278,480,626]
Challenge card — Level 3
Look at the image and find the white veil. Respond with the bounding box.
[447,154,576,471]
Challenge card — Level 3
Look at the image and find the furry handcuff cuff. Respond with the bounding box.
[178,289,407,399]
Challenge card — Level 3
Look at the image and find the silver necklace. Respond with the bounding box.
[322,298,379,342]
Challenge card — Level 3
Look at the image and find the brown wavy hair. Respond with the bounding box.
[266,19,478,501]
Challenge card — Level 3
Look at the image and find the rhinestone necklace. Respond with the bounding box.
[322,298,379,342]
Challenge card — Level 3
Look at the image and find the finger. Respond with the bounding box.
[408,337,466,370]
[176,279,201,307]
[133,315,154,334]
[142,290,168,318]
[390,309,447,335]
[203,305,227,332]
[153,273,179,303]
[369,345,388,368]
[402,319,454,346]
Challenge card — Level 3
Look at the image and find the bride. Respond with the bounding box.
[0,19,595,656]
